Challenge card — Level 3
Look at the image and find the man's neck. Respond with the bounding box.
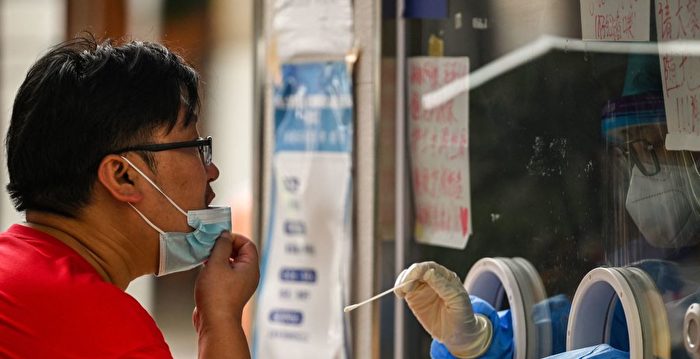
[24,210,155,290]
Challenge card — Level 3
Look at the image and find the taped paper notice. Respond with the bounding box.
[274,0,353,61]
[580,0,650,41]
[656,0,700,150]
[408,57,471,250]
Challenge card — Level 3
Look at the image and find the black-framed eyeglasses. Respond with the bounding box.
[111,136,212,166]
[615,138,660,176]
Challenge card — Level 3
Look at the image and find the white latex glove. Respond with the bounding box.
[395,261,493,359]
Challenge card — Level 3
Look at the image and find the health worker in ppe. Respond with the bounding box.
[541,54,700,359]
[545,54,700,358]
[601,54,700,358]
[607,118,700,358]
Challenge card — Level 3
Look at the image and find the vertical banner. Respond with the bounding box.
[254,61,353,359]
[408,57,471,249]
[656,0,700,150]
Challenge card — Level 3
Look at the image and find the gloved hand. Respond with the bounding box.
[431,296,514,359]
[395,262,493,358]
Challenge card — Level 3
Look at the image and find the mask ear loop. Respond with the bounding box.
[120,156,188,216]
[128,203,165,234]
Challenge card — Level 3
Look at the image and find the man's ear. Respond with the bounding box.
[96,155,144,203]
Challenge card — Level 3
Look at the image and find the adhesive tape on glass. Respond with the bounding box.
[684,303,700,358]
[566,267,670,359]
[464,257,549,359]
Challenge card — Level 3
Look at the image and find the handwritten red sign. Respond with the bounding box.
[656,0,700,150]
[581,0,650,41]
[408,57,471,249]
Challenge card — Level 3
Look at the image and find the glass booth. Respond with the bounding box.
[376,1,700,358]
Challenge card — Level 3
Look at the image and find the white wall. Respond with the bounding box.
[0,0,66,230]
[205,0,254,214]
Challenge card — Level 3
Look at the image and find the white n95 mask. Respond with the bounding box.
[625,164,700,248]
[121,156,232,276]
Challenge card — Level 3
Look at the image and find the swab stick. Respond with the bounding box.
[343,279,416,313]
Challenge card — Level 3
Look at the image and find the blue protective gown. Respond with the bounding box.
[430,294,630,358]
[429,295,620,359]
[543,345,630,359]
[430,296,513,359]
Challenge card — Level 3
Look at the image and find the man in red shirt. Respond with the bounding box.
[0,35,259,358]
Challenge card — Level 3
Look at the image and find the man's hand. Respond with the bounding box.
[193,232,259,359]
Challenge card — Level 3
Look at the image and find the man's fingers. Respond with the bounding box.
[208,231,234,263]
[206,232,258,268]
[230,234,259,265]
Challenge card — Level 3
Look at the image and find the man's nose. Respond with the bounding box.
[206,161,220,182]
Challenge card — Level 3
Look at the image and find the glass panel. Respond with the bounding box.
[380,1,700,358]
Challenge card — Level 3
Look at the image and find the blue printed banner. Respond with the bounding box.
[254,61,353,359]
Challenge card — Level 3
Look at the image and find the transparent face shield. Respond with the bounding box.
[615,124,700,249]
[605,122,700,257]
[604,121,700,356]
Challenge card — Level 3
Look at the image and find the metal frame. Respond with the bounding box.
[394,0,407,357]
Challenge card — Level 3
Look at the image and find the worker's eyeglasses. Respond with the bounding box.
[111,136,213,166]
[616,139,660,176]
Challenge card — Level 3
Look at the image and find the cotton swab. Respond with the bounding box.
[343,279,417,313]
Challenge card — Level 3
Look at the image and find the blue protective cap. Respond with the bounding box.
[601,92,666,144]
[601,54,666,143]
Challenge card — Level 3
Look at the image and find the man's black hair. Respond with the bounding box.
[5,34,201,217]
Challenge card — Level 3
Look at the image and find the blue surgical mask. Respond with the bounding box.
[121,156,232,276]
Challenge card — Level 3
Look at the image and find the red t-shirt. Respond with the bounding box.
[0,224,172,358]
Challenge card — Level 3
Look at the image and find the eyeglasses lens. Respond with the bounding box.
[627,140,659,176]
[199,139,212,166]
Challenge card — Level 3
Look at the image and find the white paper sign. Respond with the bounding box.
[408,57,471,249]
[656,0,700,150]
[580,0,651,41]
[274,0,353,61]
